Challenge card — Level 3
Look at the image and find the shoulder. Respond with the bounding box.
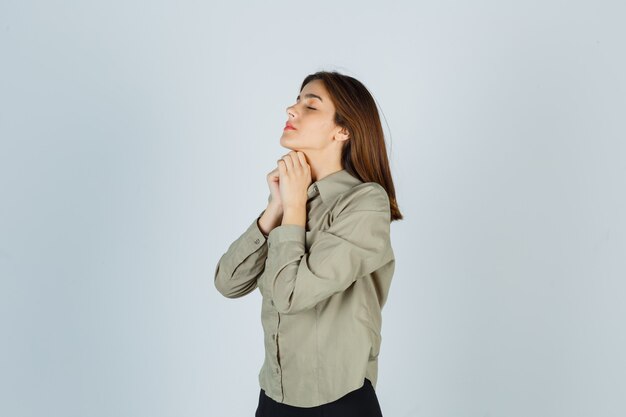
[334,182,390,215]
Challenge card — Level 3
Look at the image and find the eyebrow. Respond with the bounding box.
[296,93,324,103]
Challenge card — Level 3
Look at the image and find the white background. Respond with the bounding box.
[1,1,625,416]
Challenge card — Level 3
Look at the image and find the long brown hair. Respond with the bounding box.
[300,71,403,221]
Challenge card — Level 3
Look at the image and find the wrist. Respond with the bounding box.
[266,202,283,214]
[281,205,306,227]
[258,204,283,237]
[257,218,269,238]
[282,202,306,212]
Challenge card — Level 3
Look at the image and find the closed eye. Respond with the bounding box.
[307,106,316,110]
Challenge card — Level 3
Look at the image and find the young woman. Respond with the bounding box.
[214,70,402,417]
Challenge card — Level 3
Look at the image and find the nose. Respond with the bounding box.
[286,105,295,118]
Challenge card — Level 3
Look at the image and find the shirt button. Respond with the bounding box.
[254,238,260,244]
[271,334,275,340]
[268,242,271,248]
[270,300,274,306]
[313,184,318,192]
[276,367,279,374]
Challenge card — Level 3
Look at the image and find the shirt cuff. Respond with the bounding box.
[249,210,269,243]
[267,224,305,246]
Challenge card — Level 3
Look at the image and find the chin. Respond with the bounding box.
[279,138,295,149]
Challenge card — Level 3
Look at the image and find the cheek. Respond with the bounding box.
[313,119,336,136]
[318,117,334,129]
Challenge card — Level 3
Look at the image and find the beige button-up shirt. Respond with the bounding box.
[214,168,395,407]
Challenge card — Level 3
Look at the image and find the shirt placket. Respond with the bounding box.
[269,300,284,401]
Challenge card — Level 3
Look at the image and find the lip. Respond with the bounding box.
[284,122,296,131]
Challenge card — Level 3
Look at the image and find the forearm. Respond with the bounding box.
[214,213,269,299]
[281,205,306,227]
[258,203,284,236]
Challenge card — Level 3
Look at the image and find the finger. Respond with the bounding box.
[277,155,289,171]
[281,153,295,172]
[289,151,301,169]
[296,151,308,169]
[277,159,286,175]
[290,151,301,169]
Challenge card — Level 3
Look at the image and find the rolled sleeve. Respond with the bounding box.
[265,209,392,315]
[214,210,268,298]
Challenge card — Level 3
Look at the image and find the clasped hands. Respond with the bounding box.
[265,151,312,228]
[276,151,312,210]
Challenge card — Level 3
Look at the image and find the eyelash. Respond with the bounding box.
[295,99,317,110]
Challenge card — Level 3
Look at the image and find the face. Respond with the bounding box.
[280,79,349,151]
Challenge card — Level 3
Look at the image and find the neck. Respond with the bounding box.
[296,145,344,182]
[308,160,343,183]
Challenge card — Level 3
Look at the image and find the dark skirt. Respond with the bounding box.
[254,378,383,417]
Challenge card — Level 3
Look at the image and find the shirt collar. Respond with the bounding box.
[307,169,363,205]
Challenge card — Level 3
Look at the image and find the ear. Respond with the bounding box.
[334,126,350,143]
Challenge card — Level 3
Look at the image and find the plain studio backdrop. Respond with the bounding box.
[1,1,624,416]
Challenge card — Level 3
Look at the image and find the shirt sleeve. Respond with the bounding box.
[264,188,393,315]
[214,209,268,299]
